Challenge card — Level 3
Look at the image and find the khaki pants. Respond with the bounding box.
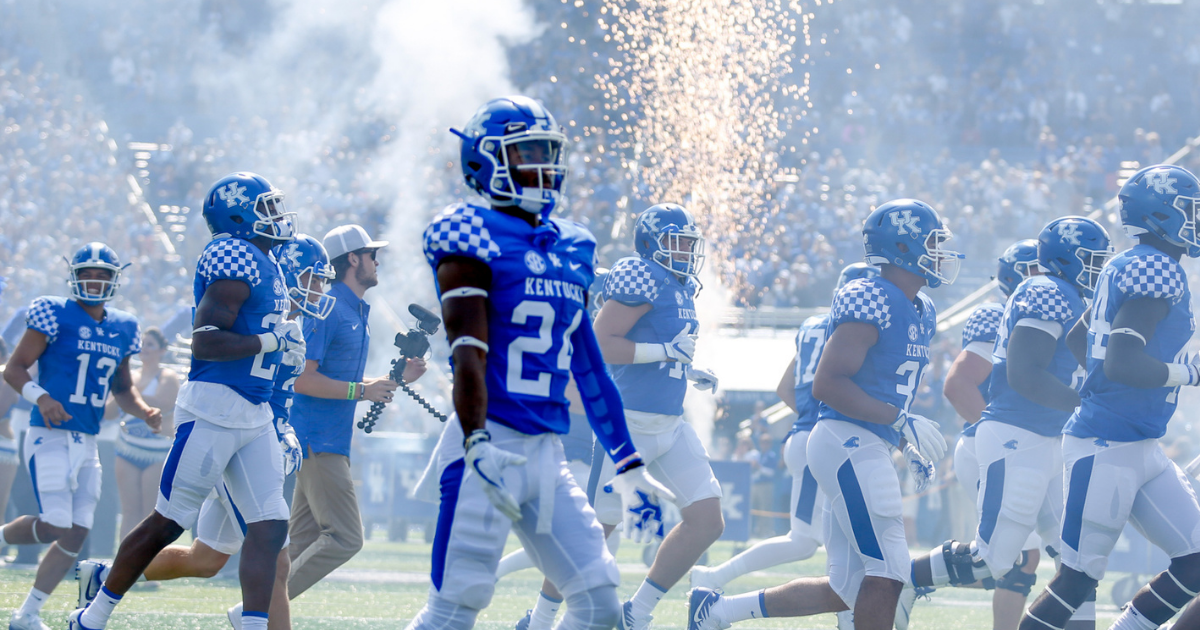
[287,449,364,598]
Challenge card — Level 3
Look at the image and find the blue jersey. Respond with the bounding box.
[602,256,699,416]
[959,303,1003,437]
[979,275,1084,436]
[423,203,596,436]
[817,277,936,446]
[788,314,830,436]
[1065,245,1194,441]
[25,296,141,434]
[188,238,289,405]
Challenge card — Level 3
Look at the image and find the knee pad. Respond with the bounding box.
[1000,467,1048,525]
[558,585,620,630]
[995,566,1037,596]
[940,541,986,586]
[408,596,480,630]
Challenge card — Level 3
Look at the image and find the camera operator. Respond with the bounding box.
[287,224,426,599]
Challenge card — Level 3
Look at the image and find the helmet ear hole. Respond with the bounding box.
[230,215,244,224]
[467,161,482,172]
[896,242,910,254]
[1152,211,1171,221]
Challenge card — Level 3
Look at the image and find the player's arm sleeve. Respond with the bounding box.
[1104,256,1184,388]
[603,258,659,307]
[964,340,993,360]
[127,319,143,358]
[961,306,1001,349]
[828,280,890,333]
[1011,284,1075,339]
[422,204,503,269]
[196,239,262,287]
[569,318,638,467]
[25,298,59,342]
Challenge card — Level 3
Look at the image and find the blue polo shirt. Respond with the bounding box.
[290,281,371,457]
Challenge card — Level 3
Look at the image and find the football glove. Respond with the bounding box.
[903,443,936,493]
[260,319,305,354]
[606,464,677,544]
[464,430,526,521]
[893,410,946,462]
[278,422,303,476]
[687,367,718,392]
[663,328,696,364]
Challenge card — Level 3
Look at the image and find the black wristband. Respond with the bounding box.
[464,428,491,451]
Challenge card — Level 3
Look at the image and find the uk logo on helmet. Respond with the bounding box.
[218,182,250,207]
[889,210,921,236]
[1146,170,1177,195]
[1057,222,1081,246]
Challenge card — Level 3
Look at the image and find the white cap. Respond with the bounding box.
[323,224,389,260]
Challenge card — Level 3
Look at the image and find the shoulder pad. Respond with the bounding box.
[25,296,63,340]
[1116,253,1186,303]
[1012,277,1078,324]
[830,278,892,330]
[423,203,503,267]
[197,238,262,286]
[962,303,1003,348]
[604,256,661,304]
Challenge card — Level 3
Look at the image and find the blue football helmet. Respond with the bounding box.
[835,261,879,292]
[1119,164,1200,257]
[1037,216,1112,298]
[275,234,336,320]
[66,242,127,304]
[202,172,295,242]
[863,199,962,288]
[995,239,1038,297]
[451,96,568,216]
[634,203,706,278]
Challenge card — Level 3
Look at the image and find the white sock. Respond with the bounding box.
[16,587,48,617]
[498,549,536,578]
[1109,604,1156,630]
[242,611,269,629]
[629,579,668,619]
[81,585,122,628]
[0,524,8,547]
[709,536,816,586]
[528,591,562,630]
[714,590,768,623]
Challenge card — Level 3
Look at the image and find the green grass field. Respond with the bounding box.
[0,531,1136,629]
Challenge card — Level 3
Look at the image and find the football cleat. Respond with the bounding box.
[66,609,100,630]
[514,609,531,630]
[76,560,109,609]
[618,600,652,630]
[226,602,243,630]
[689,565,723,591]
[7,611,48,630]
[687,588,731,630]
[835,609,854,629]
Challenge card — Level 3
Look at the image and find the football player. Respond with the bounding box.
[74,234,331,630]
[687,262,877,592]
[688,199,957,630]
[2,243,159,630]
[1021,165,1200,630]
[407,96,670,630]
[585,202,722,630]
[70,173,302,630]
[913,217,1111,630]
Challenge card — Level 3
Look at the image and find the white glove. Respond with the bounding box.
[904,443,935,493]
[663,328,696,364]
[464,430,526,521]
[260,319,305,354]
[687,367,719,392]
[893,410,946,462]
[1186,453,1200,478]
[277,420,303,476]
[605,464,677,543]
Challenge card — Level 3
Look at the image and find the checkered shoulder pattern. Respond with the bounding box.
[128,317,142,357]
[422,204,502,265]
[1012,281,1076,325]
[25,296,61,341]
[604,257,659,304]
[197,238,261,286]
[962,303,1003,348]
[830,279,891,330]
[1116,254,1186,303]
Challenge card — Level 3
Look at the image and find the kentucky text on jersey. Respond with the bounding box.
[76,339,125,358]
[524,277,586,305]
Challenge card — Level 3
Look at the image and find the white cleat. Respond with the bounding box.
[687,588,731,630]
[66,609,101,630]
[226,602,243,630]
[76,560,109,609]
[618,601,652,630]
[689,565,723,591]
[836,609,854,630]
[7,610,49,630]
